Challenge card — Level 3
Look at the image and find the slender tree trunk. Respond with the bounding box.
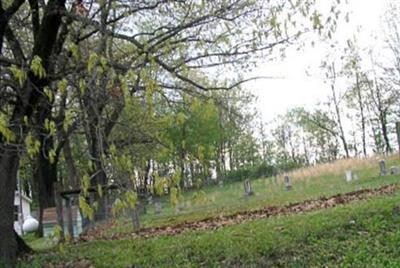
[34,95,58,236]
[355,73,367,157]
[179,150,185,189]
[380,110,392,154]
[64,138,78,188]
[330,70,350,158]
[35,154,57,237]
[228,139,234,171]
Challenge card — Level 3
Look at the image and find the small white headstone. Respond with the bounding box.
[155,201,162,214]
[244,179,253,196]
[345,170,353,182]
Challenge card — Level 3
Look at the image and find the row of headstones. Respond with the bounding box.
[244,159,400,195]
[345,159,400,182]
[151,159,400,213]
[379,159,400,176]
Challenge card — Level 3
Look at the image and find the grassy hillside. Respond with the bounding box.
[23,192,400,267]
[19,155,400,267]
[105,155,400,235]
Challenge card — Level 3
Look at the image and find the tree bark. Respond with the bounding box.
[0,150,20,267]
[355,73,367,157]
[64,137,78,187]
[330,64,350,158]
[380,110,392,154]
[0,0,65,263]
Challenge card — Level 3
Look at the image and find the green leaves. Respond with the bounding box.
[68,43,80,61]
[111,191,138,217]
[169,187,180,209]
[10,65,26,87]
[25,134,41,158]
[57,79,68,95]
[30,55,46,78]
[63,110,74,132]
[125,191,138,209]
[87,52,98,73]
[0,116,15,143]
[112,198,125,217]
[79,195,94,221]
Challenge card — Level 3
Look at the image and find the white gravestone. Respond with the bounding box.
[284,175,292,191]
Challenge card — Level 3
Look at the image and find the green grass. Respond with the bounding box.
[19,156,400,267]
[22,234,56,252]
[20,189,400,267]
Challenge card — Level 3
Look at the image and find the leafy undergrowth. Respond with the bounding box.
[20,188,400,267]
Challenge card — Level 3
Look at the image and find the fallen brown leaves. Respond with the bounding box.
[79,184,397,242]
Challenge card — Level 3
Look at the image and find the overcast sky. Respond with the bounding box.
[247,0,389,124]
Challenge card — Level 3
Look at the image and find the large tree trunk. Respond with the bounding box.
[0,0,65,264]
[0,100,35,265]
[0,151,20,267]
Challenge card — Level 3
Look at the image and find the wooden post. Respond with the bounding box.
[65,197,74,239]
[54,182,65,242]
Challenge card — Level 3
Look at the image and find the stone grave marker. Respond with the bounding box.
[130,206,140,232]
[284,175,292,191]
[379,159,387,176]
[345,170,353,182]
[390,166,400,175]
[218,180,224,188]
[243,179,254,196]
[154,201,162,214]
[147,195,153,205]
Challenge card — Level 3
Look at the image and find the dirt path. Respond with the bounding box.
[79,184,397,242]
